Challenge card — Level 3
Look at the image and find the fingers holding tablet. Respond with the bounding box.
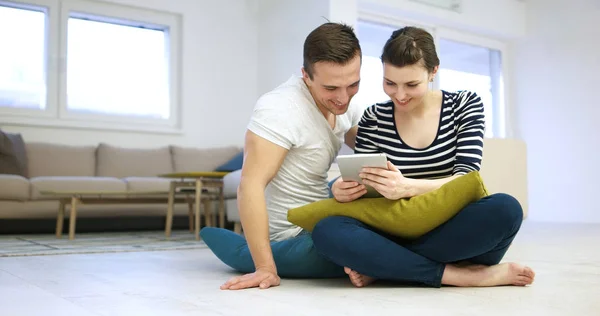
[332,177,367,203]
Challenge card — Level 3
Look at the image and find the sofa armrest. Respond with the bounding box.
[223,169,241,199]
[0,174,30,201]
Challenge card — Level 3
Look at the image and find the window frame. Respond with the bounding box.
[434,28,509,138]
[0,0,182,134]
[0,0,59,119]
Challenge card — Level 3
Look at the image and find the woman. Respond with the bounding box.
[311,26,535,288]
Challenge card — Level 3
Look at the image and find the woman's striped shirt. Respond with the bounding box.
[355,90,486,179]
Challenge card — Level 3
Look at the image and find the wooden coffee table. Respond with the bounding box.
[40,191,195,240]
[159,172,229,240]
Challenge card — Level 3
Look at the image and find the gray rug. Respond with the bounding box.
[0,230,208,257]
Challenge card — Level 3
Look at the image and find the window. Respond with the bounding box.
[437,38,505,138]
[353,20,397,108]
[0,0,181,133]
[0,3,47,110]
[66,15,169,119]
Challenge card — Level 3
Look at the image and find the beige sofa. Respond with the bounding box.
[224,138,529,228]
[0,142,242,220]
[1,137,527,233]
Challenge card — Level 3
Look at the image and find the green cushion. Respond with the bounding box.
[287,171,489,239]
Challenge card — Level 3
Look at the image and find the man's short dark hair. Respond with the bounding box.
[303,22,362,80]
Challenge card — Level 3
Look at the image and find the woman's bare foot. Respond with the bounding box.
[344,267,377,288]
[442,262,535,287]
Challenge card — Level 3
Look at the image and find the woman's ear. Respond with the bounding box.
[429,65,439,82]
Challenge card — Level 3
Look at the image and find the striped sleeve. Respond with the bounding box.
[354,105,380,154]
[453,91,485,175]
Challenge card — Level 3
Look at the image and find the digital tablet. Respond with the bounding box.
[336,153,388,198]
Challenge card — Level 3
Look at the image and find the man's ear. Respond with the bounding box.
[301,67,311,82]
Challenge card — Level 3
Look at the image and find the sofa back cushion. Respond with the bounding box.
[26,143,96,177]
[171,145,241,173]
[0,130,28,177]
[96,143,173,178]
[480,138,528,217]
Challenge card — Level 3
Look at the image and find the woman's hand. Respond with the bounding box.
[360,161,414,200]
[332,177,367,203]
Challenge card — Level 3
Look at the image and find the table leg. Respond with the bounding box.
[55,199,66,238]
[195,179,203,241]
[68,196,79,240]
[187,197,194,233]
[203,198,212,227]
[219,185,225,228]
[234,222,242,235]
[165,181,176,238]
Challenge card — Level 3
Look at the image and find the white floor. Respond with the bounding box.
[1,221,599,316]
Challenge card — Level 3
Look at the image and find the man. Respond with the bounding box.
[200,22,366,290]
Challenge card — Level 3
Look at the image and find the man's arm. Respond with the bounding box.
[220,130,288,290]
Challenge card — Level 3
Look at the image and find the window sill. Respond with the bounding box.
[0,115,183,135]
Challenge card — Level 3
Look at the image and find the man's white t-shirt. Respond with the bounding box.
[247,75,364,241]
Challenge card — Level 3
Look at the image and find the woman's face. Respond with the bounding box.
[382,62,437,113]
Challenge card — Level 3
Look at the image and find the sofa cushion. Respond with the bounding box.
[96,143,173,178]
[222,169,241,199]
[123,177,171,192]
[171,146,241,173]
[26,143,96,177]
[0,130,28,177]
[0,175,30,200]
[30,176,127,200]
[215,150,244,172]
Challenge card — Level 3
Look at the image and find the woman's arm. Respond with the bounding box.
[361,163,459,199]
[452,91,486,175]
[405,175,461,196]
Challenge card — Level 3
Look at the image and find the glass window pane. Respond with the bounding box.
[0,5,46,109]
[67,16,170,119]
[438,38,503,137]
[354,20,398,108]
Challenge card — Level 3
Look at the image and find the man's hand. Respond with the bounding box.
[332,177,367,203]
[220,268,281,290]
[360,161,414,200]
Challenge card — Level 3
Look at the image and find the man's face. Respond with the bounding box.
[302,55,361,116]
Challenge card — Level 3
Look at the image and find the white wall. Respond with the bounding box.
[1,0,259,149]
[512,0,600,223]
[256,0,328,95]
[256,0,358,96]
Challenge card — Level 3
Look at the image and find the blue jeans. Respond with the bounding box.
[311,193,524,287]
[200,228,345,278]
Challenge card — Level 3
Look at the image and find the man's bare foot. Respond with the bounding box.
[344,267,377,288]
[442,262,535,287]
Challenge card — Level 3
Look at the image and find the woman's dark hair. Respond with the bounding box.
[381,26,439,73]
